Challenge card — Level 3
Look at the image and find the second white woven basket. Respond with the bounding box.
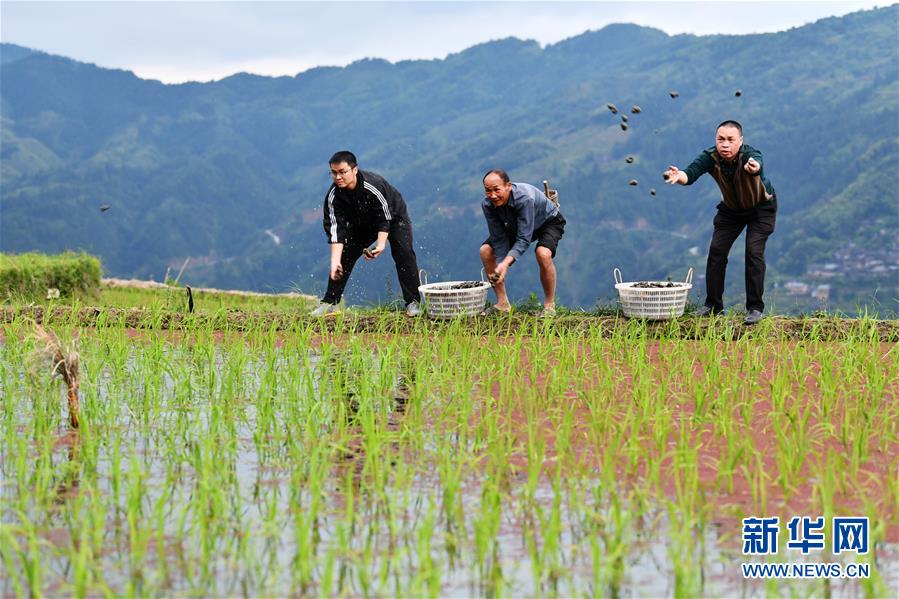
[614,268,694,320]
[418,270,491,319]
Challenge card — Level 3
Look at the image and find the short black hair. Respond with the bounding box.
[329,150,357,167]
[483,168,510,184]
[716,120,743,134]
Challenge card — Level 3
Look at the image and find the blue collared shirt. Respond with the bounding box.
[482,182,559,261]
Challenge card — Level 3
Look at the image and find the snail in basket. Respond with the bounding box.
[452,281,486,290]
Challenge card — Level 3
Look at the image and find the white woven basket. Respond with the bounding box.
[418,270,490,319]
[614,268,693,320]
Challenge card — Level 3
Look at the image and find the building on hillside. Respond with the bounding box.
[813,284,831,302]
[784,280,810,295]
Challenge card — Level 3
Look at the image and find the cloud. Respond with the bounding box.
[1,1,882,83]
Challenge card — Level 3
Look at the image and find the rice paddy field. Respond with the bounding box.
[1,298,897,597]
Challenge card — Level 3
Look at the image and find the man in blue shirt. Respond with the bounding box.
[480,169,566,317]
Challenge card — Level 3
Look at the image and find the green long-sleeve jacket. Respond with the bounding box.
[683,144,776,210]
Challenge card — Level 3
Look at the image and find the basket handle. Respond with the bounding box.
[480,267,487,283]
[684,267,693,285]
[419,269,428,286]
[614,268,623,285]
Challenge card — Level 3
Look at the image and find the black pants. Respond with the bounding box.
[705,202,777,313]
[323,218,421,306]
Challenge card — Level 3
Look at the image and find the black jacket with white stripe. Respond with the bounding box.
[322,170,410,244]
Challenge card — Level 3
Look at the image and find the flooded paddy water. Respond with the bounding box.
[1,314,897,597]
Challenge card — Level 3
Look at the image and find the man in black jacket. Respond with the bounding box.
[311,150,422,316]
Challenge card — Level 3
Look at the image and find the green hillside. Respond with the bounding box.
[1,6,897,313]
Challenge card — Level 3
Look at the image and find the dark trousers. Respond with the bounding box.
[323,218,421,305]
[705,202,777,313]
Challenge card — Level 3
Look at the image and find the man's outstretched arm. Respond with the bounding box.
[665,152,714,186]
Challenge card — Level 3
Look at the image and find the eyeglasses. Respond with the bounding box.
[329,167,354,178]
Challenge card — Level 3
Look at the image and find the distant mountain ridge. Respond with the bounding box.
[2,6,898,313]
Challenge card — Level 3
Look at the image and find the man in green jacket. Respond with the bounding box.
[664,120,776,325]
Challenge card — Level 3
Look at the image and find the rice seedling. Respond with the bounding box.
[1,308,897,596]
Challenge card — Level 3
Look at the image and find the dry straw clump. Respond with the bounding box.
[30,324,81,428]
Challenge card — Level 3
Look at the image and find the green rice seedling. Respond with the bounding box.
[598,489,632,597]
[417,502,442,597]
[780,394,818,498]
[523,413,548,509]
[125,451,151,594]
[472,475,504,595]
[1,511,44,597]
[814,449,841,531]
[713,418,741,494]
[3,305,897,596]
[739,450,769,516]
[67,520,96,598]
[543,469,570,591]
[667,503,704,598]
[856,502,893,599]
[289,431,327,594]
[885,456,899,520]
[0,520,27,597]
[768,353,794,416]
[436,440,466,563]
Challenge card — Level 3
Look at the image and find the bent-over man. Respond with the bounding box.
[480,169,566,317]
[311,150,422,316]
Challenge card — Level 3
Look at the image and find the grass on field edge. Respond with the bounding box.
[1,282,896,341]
[1,304,897,342]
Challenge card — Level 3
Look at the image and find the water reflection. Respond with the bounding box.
[52,432,81,505]
[3,341,897,597]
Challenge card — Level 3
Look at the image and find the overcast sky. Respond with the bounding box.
[1,1,885,83]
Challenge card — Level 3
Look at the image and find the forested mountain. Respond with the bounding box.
[2,5,897,313]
